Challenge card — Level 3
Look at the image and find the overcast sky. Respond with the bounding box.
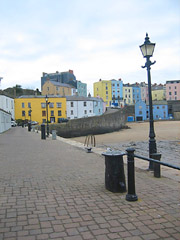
[0,0,180,94]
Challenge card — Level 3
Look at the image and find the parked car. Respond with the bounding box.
[11,120,17,127]
[58,118,69,123]
[29,121,38,125]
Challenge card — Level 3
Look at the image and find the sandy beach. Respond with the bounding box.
[71,121,180,145]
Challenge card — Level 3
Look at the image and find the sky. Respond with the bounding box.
[0,0,180,95]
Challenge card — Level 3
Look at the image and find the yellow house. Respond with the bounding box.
[94,80,112,107]
[152,89,166,101]
[42,80,76,96]
[15,95,67,124]
[123,86,133,104]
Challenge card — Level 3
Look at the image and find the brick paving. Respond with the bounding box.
[0,127,179,240]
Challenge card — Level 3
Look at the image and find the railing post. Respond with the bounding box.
[126,148,138,202]
[150,153,161,178]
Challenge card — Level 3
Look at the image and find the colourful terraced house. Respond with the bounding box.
[94,80,112,107]
[15,95,67,124]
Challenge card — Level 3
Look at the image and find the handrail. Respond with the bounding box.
[134,154,180,171]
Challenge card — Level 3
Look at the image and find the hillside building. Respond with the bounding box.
[42,80,76,96]
[166,80,180,101]
[66,96,104,119]
[15,95,67,124]
[94,80,112,107]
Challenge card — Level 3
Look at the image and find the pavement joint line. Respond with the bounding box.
[31,128,180,182]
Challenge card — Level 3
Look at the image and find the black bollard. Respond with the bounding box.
[151,153,161,178]
[28,122,31,132]
[102,151,126,193]
[41,124,46,140]
[126,148,138,201]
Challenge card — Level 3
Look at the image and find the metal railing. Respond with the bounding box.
[125,148,180,202]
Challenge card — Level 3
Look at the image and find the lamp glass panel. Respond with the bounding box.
[146,44,155,57]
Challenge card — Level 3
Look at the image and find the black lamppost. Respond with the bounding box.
[140,33,157,170]
[28,107,32,131]
[45,95,50,137]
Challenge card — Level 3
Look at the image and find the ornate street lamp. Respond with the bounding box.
[140,33,157,170]
[45,95,50,137]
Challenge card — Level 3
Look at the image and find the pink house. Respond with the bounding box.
[166,80,180,100]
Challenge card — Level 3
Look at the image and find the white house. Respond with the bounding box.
[66,96,104,119]
[0,94,15,119]
[0,109,11,133]
[0,94,14,133]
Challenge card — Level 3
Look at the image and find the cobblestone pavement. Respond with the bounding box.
[0,127,180,240]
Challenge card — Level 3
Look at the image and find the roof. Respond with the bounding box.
[47,81,75,88]
[17,95,65,99]
[66,96,103,102]
[166,80,180,84]
[152,100,167,105]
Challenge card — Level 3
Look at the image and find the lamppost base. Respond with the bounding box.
[126,194,138,202]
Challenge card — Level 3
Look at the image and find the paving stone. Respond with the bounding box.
[0,128,179,240]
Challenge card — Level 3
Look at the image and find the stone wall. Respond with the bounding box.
[174,112,180,120]
[50,108,128,138]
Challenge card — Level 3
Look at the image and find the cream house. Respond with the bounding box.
[42,80,76,96]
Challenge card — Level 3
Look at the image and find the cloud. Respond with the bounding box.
[0,0,180,94]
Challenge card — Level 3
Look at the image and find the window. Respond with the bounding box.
[84,102,87,107]
[162,106,165,109]
[128,89,130,93]
[57,102,62,108]
[42,119,46,123]
[51,111,54,116]
[58,110,62,116]
[175,86,177,89]
[42,111,46,117]
[22,111,25,117]
[49,103,54,108]
[71,110,73,115]
[84,110,87,114]
[157,106,159,109]
[175,91,177,95]
[89,110,92,113]
[106,91,108,94]
[139,111,142,114]
[28,110,31,116]
[47,87,49,91]
[71,102,73,107]
[106,87,108,90]
[169,92,171,95]
[28,102,31,108]
[117,84,119,87]
[22,103,25,108]
[41,103,46,108]
[169,86,171,89]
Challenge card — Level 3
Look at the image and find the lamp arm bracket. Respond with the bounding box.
[141,60,156,69]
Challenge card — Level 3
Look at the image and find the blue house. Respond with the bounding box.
[111,79,123,106]
[135,100,168,121]
[132,84,141,104]
[135,100,146,121]
[92,97,104,116]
